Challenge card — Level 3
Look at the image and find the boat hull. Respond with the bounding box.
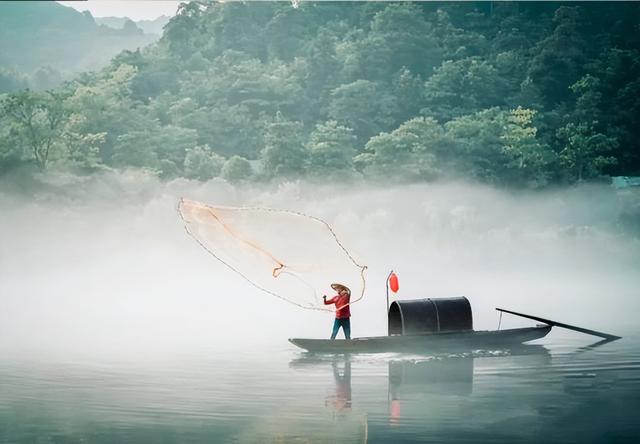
[289,325,552,354]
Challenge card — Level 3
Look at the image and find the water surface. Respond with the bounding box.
[2,333,638,443]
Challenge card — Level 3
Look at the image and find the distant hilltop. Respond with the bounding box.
[0,1,160,88]
[95,15,171,36]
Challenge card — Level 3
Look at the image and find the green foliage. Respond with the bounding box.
[184,145,226,181]
[306,121,357,173]
[423,57,508,121]
[221,155,253,183]
[357,117,444,181]
[346,3,442,81]
[557,122,618,182]
[0,123,24,174]
[62,114,106,171]
[260,117,306,179]
[390,68,425,123]
[111,124,197,176]
[443,108,506,182]
[163,2,207,58]
[1,90,69,169]
[2,1,639,186]
[328,80,397,143]
[501,107,555,187]
[111,131,160,170]
[432,9,488,60]
[526,6,587,106]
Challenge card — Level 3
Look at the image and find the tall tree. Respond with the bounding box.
[328,80,398,144]
[306,120,357,173]
[501,107,556,187]
[221,155,253,183]
[356,117,447,181]
[527,6,587,106]
[344,3,441,81]
[556,122,617,182]
[1,90,68,169]
[423,57,508,122]
[260,117,306,179]
[183,145,225,181]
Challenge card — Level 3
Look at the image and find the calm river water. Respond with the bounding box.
[1,332,639,444]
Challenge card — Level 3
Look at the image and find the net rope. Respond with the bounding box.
[178,198,367,312]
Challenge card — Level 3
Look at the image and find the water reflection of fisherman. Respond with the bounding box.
[323,283,351,340]
[326,358,352,411]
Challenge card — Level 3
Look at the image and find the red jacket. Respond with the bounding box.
[324,294,351,319]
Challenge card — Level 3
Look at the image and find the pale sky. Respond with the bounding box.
[57,1,182,21]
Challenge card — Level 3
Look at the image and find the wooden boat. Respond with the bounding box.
[289,297,620,354]
[290,325,551,354]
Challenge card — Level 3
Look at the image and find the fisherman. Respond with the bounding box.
[323,283,351,340]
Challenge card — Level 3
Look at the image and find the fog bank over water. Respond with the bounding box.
[1,172,638,357]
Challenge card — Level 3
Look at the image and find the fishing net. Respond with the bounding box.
[178,198,367,312]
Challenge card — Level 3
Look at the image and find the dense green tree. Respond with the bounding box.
[200,2,271,60]
[111,130,160,169]
[260,117,306,179]
[444,108,510,183]
[390,68,424,123]
[166,95,262,159]
[0,90,68,169]
[62,114,106,171]
[110,123,197,175]
[306,120,357,173]
[0,122,24,174]
[183,145,225,181]
[328,80,397,143]
[2,1,639,187]
[299,30,342,120]
[266,4,318,61]
[501,107,556,187]
[221,155,253,183]
[587,49,640,173]
[356,117,447,180]
[556,122,618,182]
[342,3,441,81]
[431,9,489,60]
[526,6,587,106]
[163,1,208,58]
[423,57,508,121]
[129,48,180,102]
[569,74,602,123]
[155,125,199,173]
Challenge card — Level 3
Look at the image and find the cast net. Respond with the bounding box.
[178,198,367,312]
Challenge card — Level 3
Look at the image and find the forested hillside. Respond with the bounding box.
[1,1,639,187]
[0,1,157,91]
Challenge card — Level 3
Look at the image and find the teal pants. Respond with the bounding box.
[331,318,351,340]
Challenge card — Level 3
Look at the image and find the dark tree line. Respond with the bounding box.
[1,1,639,186]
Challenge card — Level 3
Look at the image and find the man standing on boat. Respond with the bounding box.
[323,283,351,340]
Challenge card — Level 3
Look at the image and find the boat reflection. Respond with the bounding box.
[389,357,474,397]
[387,356,474,427]
[289,345,553,440]
[387,345,551,426]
